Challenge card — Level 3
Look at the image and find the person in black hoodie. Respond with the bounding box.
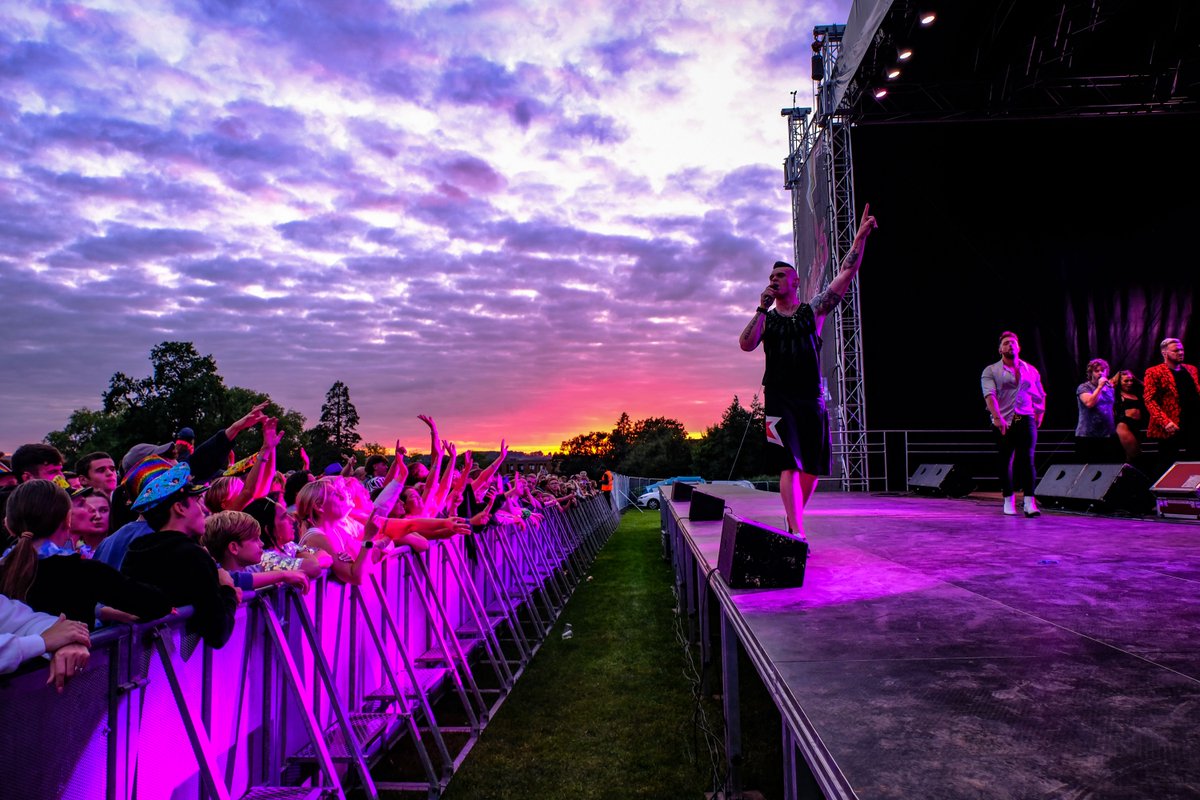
[121,462,241,648]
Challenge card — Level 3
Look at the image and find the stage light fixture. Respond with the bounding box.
[873,87,888,99]
[920,11,936,26]
[812,53,824,81]
[885,67,901,80]
[897,48,913,61]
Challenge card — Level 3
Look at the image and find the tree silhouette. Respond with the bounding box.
[305,381,361,467]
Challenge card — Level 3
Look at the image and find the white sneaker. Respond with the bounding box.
[1024,496,1041,517]
[1003,495,1017,516]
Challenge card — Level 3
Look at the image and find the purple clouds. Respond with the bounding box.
[0,0,851,452]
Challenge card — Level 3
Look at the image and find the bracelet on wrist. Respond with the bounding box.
[756,306,769,315]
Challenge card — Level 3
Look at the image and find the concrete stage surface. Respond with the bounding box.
[664,486,1200,800]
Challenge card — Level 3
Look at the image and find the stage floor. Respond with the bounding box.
[669,487,1200,799]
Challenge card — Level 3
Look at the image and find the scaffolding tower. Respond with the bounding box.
[783,24,870,491]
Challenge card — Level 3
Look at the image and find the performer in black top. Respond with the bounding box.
[740,205,877,535]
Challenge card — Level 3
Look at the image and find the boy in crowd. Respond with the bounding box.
[121,462,241,648]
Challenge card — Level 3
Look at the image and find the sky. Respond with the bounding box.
[1,0,851,454]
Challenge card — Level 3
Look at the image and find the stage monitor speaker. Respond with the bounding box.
[717,513,808,589]
[907,463,973,498]
[1068,463,1153,512]
[672,482,696,502]
[688,489,726,521]
[1034,464,1087,508]
[1151,461,1200,519]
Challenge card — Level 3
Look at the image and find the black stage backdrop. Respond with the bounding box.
[851,114,1199,432]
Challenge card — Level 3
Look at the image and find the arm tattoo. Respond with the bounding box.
[740,318,757,343]
[740,313,765,348]
[811,289,843,316]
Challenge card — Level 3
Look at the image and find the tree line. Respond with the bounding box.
[44,341,774,482]
[47,341,369,472]
[558,396,774,480]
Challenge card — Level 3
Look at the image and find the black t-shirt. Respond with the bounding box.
[1173,368,1200,428]
[761,304,823,398]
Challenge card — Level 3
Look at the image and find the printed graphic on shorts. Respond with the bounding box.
[765,415,784,447]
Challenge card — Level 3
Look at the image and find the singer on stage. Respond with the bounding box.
[739,205,877,536]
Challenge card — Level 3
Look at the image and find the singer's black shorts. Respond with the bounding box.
[763,391,831,476]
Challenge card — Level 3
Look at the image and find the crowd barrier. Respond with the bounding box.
[0,495,619,800]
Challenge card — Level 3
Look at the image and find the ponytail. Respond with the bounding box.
[0,534,39,601]
[1,480,70,601]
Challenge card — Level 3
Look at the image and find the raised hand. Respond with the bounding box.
[384,441,408,486]
[419,414,441,451]
[229,401,271,438]
[855,203,878,242]
[299,446,310,471]
[261,417,284,450]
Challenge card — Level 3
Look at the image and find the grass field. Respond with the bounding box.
[441,508,724,799]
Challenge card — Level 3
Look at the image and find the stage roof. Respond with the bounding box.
[830,0,1200,123]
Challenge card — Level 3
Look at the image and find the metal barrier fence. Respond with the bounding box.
[0,495,619,800]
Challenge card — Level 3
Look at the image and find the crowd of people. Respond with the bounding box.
[983,334,1198,517]
[0,407,599,690]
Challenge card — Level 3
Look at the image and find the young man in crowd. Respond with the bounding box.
[76,452,119,500]
[9,444,65,484]
[1,444,68,549]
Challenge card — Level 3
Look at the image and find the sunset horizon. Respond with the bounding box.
[0,0,848,460]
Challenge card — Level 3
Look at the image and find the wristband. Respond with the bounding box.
[756,307,769,315]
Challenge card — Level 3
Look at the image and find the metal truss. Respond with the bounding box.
[781,106,815,270]
[782,24,869,491]
[823,118,869,491]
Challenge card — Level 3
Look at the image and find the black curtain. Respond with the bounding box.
[851,114,1199,431]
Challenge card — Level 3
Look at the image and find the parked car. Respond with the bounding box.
[635,478,756,509]
[635,476,706,509]
[635,487,665,509]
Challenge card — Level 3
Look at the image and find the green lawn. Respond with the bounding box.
[442,508,722,799]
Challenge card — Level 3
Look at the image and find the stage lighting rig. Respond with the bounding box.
[919,11,936,26]
[811,35,824,81]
